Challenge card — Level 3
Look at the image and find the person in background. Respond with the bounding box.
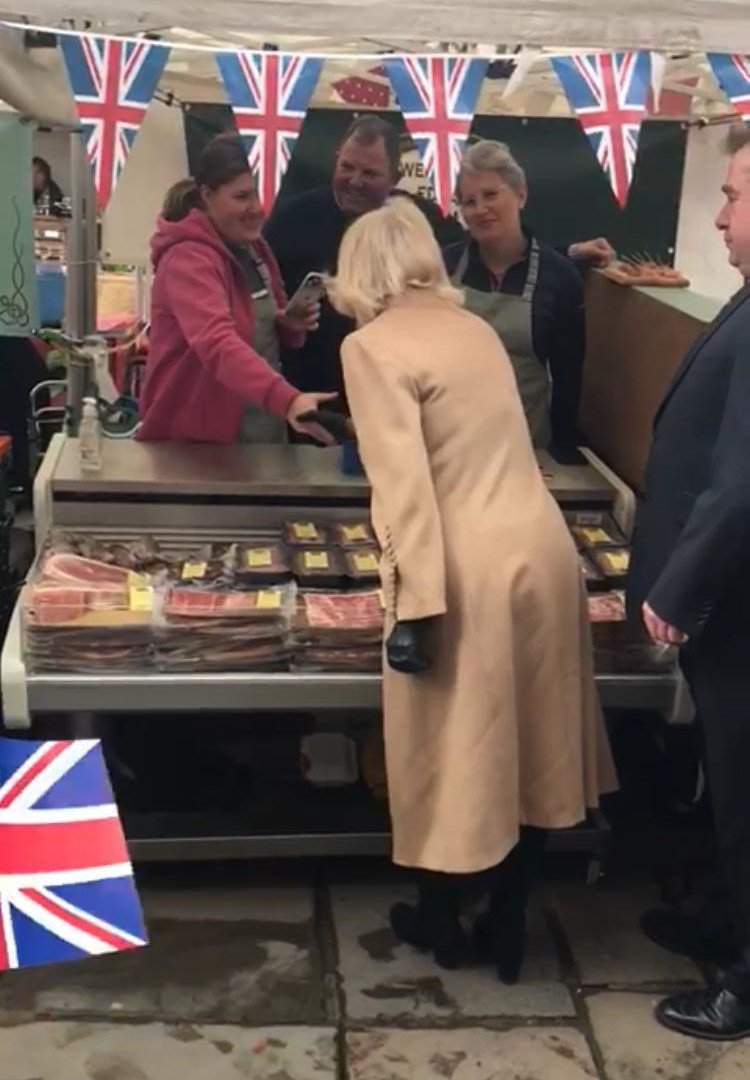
[328,198,616,981]
[627,124,750,1041]
[138,134,334,445]
[444,140,587,455]
[264,116,614,407]
[32,156,64,214]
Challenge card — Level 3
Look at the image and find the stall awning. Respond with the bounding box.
[5,0,750,53]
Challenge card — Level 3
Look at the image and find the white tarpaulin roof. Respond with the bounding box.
[4,0,750,53]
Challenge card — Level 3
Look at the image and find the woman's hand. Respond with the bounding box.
[280,299,321,334]
[568,237,615,268]
[287,392,338,445]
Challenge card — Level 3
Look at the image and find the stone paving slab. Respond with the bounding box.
[346,1027,598,1080]
[587,991,750,1078]
[549,882,700,986]
[0,1022,336,1080]
[333,885,574,1023]
[0,908,325,1026]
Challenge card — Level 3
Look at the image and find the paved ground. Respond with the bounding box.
[1,863,748,1079]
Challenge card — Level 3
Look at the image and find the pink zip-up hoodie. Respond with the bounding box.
[138,208,302,443]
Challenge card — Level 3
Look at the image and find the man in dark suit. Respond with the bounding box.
[627,124,750,1040]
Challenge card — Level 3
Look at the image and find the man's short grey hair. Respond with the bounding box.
[726,123,750,156]
[458,140,526,194]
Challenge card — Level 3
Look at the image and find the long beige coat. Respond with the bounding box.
[342,290,617,875]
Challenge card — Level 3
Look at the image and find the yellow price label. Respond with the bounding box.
[293,523,318,541]
[304,551,329,570]
[605,551,629,572]
[181,561,207,580]
[129,584,153,613]
[246,548,272,568]
[256,590,282,610]
[127,571,150,587]
[581,527,611,545]
[343,524,368,542]
[354,553,378,572]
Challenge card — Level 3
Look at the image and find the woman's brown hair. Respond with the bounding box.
[161,132,252,222]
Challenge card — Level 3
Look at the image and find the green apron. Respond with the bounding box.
[237,244,288,444]
[453,238,551,449]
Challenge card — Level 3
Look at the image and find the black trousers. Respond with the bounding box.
[681,625,750,957]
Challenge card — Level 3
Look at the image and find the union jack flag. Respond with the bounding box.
[551,52,652,208]
[384,57,488,214]
[707,54,750,121]
[216,51,322,213]
[59,34,169,213]
[0,738,146,970]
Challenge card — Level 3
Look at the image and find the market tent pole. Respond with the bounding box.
[64,130,97,435]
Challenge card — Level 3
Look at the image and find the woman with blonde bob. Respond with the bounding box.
[329,198,616,982]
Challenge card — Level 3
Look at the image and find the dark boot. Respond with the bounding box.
[473,827,546,985]
[389,872,468,970]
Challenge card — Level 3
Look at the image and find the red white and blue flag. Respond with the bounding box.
[707,54,750,121]
[59,34,169,212]
[216,51,322,212]
[0,738,146,971]
[551,52,652,208]
[384,57,488,214]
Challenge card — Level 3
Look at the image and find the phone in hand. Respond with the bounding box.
[287,272,325,314]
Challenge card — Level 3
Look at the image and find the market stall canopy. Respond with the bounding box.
[4,0,750,53]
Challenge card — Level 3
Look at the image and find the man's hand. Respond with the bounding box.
[287,392,338,445]
[568,237,616,268]
[642,601,688,646]
[279,299,321,333]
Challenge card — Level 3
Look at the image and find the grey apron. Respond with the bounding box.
[237,244,288,444]
[453,238,551,449]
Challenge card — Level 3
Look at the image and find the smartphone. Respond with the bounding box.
[288,271,325,312]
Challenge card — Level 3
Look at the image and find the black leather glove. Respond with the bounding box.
[296,409,354,444]
[386,618,435,675]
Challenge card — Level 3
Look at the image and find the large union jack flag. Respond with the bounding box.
[551,52,652,208]
[0,738,146,970]
[384,57,488,215]
[707,54,750,121]
[59,34,169,212]
[216,51,322,213]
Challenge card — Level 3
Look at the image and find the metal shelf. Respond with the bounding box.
[21,670,676,718]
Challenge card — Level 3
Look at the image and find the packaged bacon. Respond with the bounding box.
[163,585,295,621]
[283,521,329,547]
[333,521,377,548]
[590,546,631,585]
[587,591,626,623]
[234,543,292,586]
[344,548,380,586]
[292,548,345,590]
[294,589,384,645]
[567,511,626,550]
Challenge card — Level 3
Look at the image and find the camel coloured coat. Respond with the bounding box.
[341,291,616,874]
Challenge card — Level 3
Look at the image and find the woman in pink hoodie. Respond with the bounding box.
[139,134,334,444]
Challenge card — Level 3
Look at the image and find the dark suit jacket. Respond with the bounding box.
[627,283,750,640]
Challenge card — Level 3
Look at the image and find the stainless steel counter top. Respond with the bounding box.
[49,439,616,506]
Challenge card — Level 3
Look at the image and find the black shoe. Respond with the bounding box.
[640,908,736,967]
[656,985,750,1041]
[389,902,467,970]
[473,911,526,985]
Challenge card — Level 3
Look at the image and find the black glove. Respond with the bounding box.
[296,409,354,444]
[386,618,435,675]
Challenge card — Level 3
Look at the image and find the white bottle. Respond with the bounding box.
[79,397,102,472]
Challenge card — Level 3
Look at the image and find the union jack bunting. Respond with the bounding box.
[707,54,750,121]
[551,52,652,208]
[216,51,322,212]
[59,34,169,212]
[384,57,488,214]
[0,738,146,970]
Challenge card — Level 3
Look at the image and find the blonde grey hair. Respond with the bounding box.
[458,140,526,195]
[327,197,463,326]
